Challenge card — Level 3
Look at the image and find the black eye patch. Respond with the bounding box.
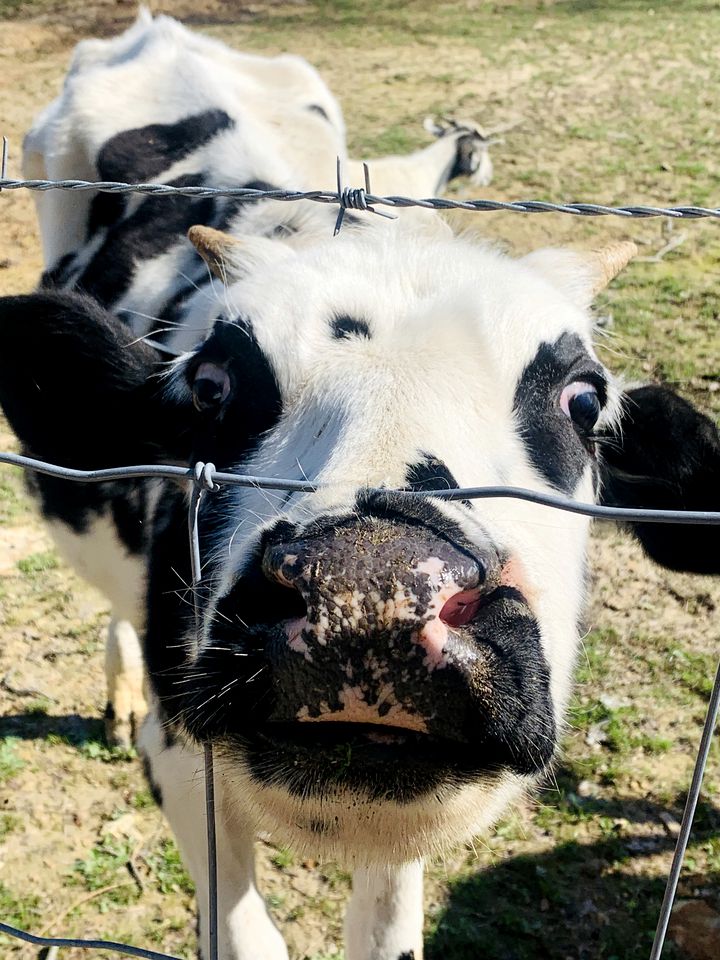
[513,332,607,493]
[406,454,471,507]
[182,318,282,467]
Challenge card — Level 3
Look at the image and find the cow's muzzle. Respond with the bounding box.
[236,514,557,779]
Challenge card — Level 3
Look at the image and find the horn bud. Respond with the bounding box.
[188,225,241,280]
[588,241,638,295]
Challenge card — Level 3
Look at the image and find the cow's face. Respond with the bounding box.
[163,227,627,861]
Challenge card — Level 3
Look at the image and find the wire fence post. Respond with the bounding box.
[188,462,220,960]
[649,657,720,960]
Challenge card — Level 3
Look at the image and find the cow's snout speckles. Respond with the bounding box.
[254,516,553,759]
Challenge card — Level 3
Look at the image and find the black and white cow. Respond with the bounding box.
[0,13,718,960]
[18,10,498,749]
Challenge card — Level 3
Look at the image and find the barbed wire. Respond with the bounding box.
[2,174,720,219]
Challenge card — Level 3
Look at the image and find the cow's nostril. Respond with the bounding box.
[439,588,483,628]
[218,559,307,630]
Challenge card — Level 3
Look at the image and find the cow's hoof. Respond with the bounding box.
[104,700,146,749]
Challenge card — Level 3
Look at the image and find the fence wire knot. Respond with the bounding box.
[334,158,398,235]
[193,461,218,492]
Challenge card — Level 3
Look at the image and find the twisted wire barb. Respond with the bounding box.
[2,175,720,218]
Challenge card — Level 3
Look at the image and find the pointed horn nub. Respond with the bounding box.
[188,225,241,279]
[589,240,638,295]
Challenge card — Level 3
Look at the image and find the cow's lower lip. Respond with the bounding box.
[239,721,502,802]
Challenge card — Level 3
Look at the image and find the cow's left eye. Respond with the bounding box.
[560,381,601,433]
[192,361,231,412]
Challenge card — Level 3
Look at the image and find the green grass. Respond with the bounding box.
[131,788,157,810]
[271,846,296,870]
[0,813,21,839]
[0,883,41,942]
[17,550,59,575]
[71,836,140,910]
[0,737,25,783]
[145,838,195,896]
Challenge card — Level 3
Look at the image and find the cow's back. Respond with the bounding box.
[24,11,346,350]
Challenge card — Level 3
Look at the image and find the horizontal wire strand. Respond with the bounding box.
[0,451,718,525]
[1,175,719,218]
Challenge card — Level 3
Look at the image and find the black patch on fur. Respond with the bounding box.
[75,173,215,307]
[406,453,470,507]
[397,953,416,960]
[182,318,283,468]
[40,252,76,289]
[331,315,371,340]
[600,384,720,574]
[0,290,191,468]
[87,192,127,239]
[77,174,285,326]
[104,701,116,721]
[144,485,195,695]
[141,755,164,808]
[513,332,604,492]
[95,110,234,184]
[307,103,330,122]
[448,131,482,181]
[0,290,192,543]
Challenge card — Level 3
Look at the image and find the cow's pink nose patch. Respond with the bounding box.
[439,588,483,627]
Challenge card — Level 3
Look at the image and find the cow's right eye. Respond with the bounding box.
[192,361,231,412]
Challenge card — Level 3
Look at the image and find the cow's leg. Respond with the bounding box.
[104,616,147,747]
[139,712,288,960]
[345,861,425,960]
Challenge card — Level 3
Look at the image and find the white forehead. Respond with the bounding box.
[221,229,597,400]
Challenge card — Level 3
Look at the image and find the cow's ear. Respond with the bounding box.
[598,384,720,574]
[521,241,637,309]
[0,291,192,468]
[188,225,294,284]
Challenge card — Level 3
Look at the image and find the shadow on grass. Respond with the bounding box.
[0,711,133,760]
[427,774,720,960]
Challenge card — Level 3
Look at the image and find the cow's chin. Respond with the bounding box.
[217,741,530,864]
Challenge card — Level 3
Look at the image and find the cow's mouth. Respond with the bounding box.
[239,720,488,802]
[258,720,430,750]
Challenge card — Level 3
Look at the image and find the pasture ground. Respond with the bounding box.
[0,2,719,958]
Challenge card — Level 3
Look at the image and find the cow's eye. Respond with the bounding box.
[192,361,231,412]
[560,381,601,433]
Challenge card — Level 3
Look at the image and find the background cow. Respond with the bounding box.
[0,12,718,960]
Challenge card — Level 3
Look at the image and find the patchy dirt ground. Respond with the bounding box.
[0,2,719,959]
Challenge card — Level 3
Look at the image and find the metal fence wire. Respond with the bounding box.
[0,165,719,960]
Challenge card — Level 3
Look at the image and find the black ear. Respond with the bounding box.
[0,291,191,468]
[599,384,720,574]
